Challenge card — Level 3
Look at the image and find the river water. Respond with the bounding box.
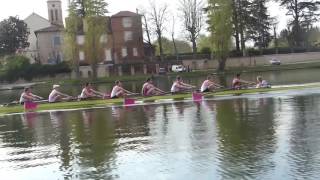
[1,68,320,104]
[1,87,320,179]
[1,68,320,179]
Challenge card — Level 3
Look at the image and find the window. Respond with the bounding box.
[55,9,59,21]
[124,31,133,41]
[122,17,132,28]
[133,48,138,57]
[51,10,54,21]
[100,34,108,43]
[121,47,127,57]
[79,51,85,61]
[53,36,61,47]
[77,35,85,45]
[105,49,112,61]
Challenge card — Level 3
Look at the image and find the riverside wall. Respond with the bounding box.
[182,52,320,70]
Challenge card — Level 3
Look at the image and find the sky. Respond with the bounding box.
[0,0,289,39]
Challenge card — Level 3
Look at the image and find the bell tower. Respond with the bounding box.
[47,0,63,26]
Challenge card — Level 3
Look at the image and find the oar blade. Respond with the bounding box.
[192,92,203,101]
[24,102,38,111]
[124,98,136,106]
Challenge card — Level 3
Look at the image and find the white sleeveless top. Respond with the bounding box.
[111,86,121,98]
[201,80,211,92]
[171,82,179,93]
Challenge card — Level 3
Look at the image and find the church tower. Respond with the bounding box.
[47,0,63,26]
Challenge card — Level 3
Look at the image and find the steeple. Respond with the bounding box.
[47,0,63,26]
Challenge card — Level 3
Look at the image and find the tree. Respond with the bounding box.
[171,16,179,60]
[84,0,108,79]
[148,1,168,61]
[207,0,233,71]
[0,16,30,55]
[179,0,204,55]
[65,1,81,77]
[232,0,251,55]
[67,0,108,79]
[73,0,108,17]
[247,0,272,53]
[277,0,320,46]
[197,34,213,54]
[154,37,192,55]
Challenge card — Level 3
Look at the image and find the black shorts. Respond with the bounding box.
[202,88,210,93]
[111,96,118,99]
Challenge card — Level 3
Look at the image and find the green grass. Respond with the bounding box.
[1,83,319,115]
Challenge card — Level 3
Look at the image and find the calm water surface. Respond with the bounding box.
[1,88,320,179]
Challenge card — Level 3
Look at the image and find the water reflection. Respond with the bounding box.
[0,93,320,179]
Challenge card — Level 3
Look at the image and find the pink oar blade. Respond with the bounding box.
[192,92,203,101]
[24,101,38,111]
[124,98,135,106]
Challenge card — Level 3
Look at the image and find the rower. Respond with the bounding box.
[79,83,104,99]
[48,85,72,103]
[232,73,255,90]
[200,75,223,92]
[141,78,166,96]
[171,76,196,93]
[19,87,44,105]
[110,80,135,99]
[256,76,270,88]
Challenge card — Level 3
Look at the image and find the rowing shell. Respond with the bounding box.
[1,83,320,115]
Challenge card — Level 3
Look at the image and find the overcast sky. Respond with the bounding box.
[0,0,289,39]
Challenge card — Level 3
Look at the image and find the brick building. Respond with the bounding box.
[111,11,145,64]
[73,11,144,67]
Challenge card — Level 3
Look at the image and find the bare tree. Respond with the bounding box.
[139,9,152,46]
[171,16,179,60]
[148,1,168,61]
[179,0,204,55]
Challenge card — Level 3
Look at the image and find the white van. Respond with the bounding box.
[171,65,186,72]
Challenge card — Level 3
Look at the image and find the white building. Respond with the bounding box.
[23,0,64,64]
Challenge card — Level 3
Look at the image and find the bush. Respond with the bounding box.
[200,47,212,54]
[0,55,71,82]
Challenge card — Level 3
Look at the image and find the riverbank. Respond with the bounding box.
[58,61,320,85]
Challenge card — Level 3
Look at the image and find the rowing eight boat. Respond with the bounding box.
[1,83,320,115]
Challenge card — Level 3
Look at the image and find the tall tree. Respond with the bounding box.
[65,1,81,77]
[247,0,272,53]
[0,16,30,55]
[171,16,179,60]
[84,0,108,79]
[277,0,320,46]
[148,1,168,61]
[73,0,108,17]
[207,0,233,71]
[179,0,204,55]
[232,0,251,56]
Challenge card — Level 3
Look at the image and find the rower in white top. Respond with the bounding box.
[256,76,270,88]
[110,80,135,99]
[171,76,196,93]
[200,75,223,92]
[48,85,73,103]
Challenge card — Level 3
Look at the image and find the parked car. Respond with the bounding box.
[270,58,281,65]
[158,68,166,75]
[171,65,186,72]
